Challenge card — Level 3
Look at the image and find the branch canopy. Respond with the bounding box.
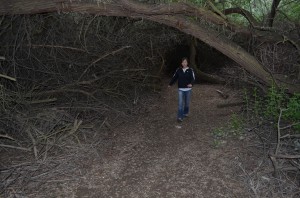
[0,0,298,92]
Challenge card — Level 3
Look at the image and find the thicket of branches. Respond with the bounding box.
[0,14,186,196]
[0,14,186,145]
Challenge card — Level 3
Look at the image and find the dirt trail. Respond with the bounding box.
[73,82,251,198]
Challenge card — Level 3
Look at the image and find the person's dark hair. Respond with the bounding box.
[181,57,188,63]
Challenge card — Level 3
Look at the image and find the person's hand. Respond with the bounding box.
[187,84,192,88]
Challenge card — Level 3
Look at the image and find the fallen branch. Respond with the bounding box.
[280,122,300,130]
[280,134,300,139]
[27,98,57,104]
[275,109,284,155]
[0,134,15,141]
[28,88,97,100]
[26,128,38,160]
[0,144,31,151]
[268,109,300,177]
[30,44,86,52]
[79,45,131,81]
[59,119,83,140]
[69,119,83,136]
[269,109,283,177]
[0,73,16,81]
[217,101,244,108]
[262,166,299,174]
[216,89,229,99]
[270,153,300,159]
[208,0,227,20]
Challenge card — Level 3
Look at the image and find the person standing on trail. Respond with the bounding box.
[168,57,195,122]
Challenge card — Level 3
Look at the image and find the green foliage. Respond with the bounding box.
[264,83,286,118]
[284,94,300,120]
[245,84,300,132]
[212,139,222,148]
[212,127,226,138]
[278,1,300,22]
[141,0,300,24]
[229,113,244,136]
[211,113,244,148]
[211,127,227,149]
[283,93,300,131]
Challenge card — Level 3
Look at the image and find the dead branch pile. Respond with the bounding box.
[210,15,300,90]
[236,109,300,197]
[254,43,299,84]
[0,13,185,196]
[215,39,300,91]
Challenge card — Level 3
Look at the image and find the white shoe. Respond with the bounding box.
[177,118,183,122]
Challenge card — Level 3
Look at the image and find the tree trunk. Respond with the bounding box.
[0,0,298,92]
[267,0,281,27]
[189,37,198,69]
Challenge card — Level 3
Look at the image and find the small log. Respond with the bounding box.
[0,73,16,81]
[28,98,57,104]
[269,153,300,159]
[0,144,31,151]
[217,101,244,108]
[0,134,15,141]
[216,89,229,99]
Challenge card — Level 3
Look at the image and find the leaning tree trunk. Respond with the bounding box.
[0,0,298,92]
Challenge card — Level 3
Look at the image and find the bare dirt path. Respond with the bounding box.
[74,82,251,198]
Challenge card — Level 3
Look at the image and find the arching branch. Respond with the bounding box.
[223,6,288,33]
[223,7,260,27]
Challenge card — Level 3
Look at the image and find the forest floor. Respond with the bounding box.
[71,81,253,198]
[2,81,260,198]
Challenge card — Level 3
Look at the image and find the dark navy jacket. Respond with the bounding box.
[169,67,195,88]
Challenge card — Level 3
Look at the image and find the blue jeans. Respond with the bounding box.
[177,90,191,119]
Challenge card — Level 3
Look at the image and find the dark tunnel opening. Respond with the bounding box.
[164,41,232,83]
[165,44,190,75]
